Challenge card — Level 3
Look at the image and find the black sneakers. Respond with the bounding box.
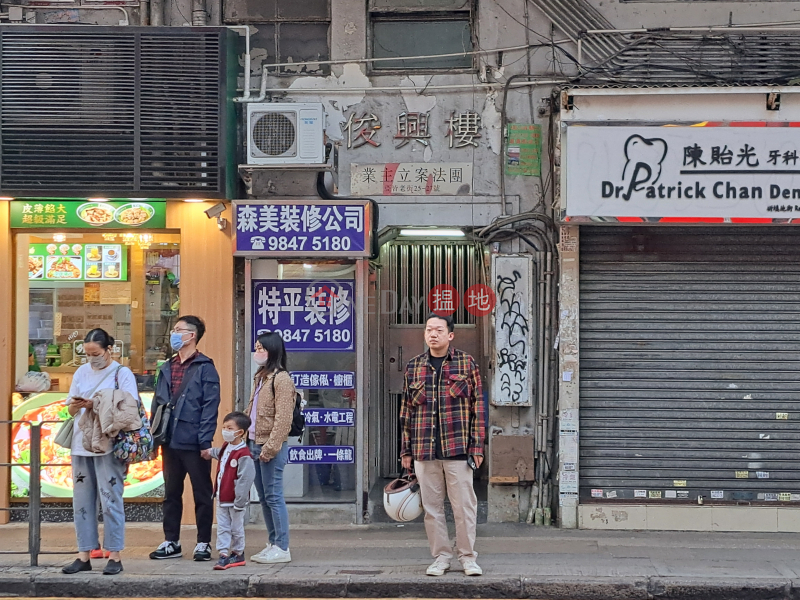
[149,541,182,560]
[193,542,212,561]
[149,540,211,561]
[62,558,91,574]
[103,559,124,575]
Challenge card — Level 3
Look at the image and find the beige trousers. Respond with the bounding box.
[415,460,478,562]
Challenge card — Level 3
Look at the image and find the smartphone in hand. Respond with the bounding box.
[467,455,477,471]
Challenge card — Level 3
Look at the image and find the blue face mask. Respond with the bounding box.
[170,332,187,351]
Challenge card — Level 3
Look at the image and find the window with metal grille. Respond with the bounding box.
[369,0,474,72]
[224,0,330,75]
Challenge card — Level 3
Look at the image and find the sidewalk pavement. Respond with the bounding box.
[2,522,800,599]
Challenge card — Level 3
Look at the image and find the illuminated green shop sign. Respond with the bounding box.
[10,200,167,229]
[28,243,128,282]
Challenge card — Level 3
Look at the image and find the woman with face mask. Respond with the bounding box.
[62,328,139,576]
[246,332,297,565]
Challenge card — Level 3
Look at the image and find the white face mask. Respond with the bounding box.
[221,429,241,443]
[89,352,109,370]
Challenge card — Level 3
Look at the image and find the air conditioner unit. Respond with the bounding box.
[246,102,326,165]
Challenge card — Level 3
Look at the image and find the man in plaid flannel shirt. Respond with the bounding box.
[400,313,486,577]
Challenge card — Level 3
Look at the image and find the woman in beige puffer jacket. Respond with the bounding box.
[245,331,297,565]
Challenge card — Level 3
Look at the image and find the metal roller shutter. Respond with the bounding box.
[579,227,800,504]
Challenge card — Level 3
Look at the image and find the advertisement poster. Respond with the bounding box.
[291,371,355,389]
[11,200,166,229]
[287,445,355,464]
[28,243,126,282]
[251,280,355,352]
[11,392,161,499]
[506,124,542,177]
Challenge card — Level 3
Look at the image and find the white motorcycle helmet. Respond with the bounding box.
[383,472,423,522]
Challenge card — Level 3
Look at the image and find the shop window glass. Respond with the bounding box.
[250,260,357,503]
[13,231,179,501]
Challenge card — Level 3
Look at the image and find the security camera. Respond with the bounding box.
[204,202,226,219]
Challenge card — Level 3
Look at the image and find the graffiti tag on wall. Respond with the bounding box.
[492,255,534,406]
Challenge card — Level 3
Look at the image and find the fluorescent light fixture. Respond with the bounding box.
[184,198,205,203]
[303,264,314,269]
[399,228,465,237]
[87,198,108,202]
[0,197,13,201]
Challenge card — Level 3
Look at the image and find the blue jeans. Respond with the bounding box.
[250,441,290,551]
[71,453,127,552]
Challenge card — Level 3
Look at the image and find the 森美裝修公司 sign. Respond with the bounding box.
[234,201,371,256]
[564,125,800,220]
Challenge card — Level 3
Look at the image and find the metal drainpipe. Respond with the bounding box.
[208,0,220,24]
[192,0,207,26]
[150,0,163,26]
[140,0,149,25]
[234,63,269,103]
[226,26,252,102]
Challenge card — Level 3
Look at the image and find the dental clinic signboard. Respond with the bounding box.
[564,124,800,222]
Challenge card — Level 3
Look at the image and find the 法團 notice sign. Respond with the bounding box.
[350,163,473,196]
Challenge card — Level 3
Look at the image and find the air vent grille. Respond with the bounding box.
[0,26,231,197]
[252,113,296,156]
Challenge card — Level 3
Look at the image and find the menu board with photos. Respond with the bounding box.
[28,243,127,282]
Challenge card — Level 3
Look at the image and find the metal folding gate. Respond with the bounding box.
[579,227,800,504]
[379,242,482,478]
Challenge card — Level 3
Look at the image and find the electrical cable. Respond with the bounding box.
[255,41,572,71]
[316,143,380,259]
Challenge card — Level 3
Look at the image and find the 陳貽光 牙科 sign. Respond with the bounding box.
[234,200,372,257]
[564,124,800,221]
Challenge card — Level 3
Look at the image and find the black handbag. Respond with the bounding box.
[151,363,198,447]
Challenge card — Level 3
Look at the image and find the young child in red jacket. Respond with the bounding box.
[202,412,256,570]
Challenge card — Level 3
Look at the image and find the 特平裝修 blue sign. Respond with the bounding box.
[234,200,373,257]
[252,280,355,352]
[288,446,354,464]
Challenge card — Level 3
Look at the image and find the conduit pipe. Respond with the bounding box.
[2,4,132,24]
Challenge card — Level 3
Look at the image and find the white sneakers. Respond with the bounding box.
[426,558,483,576]
[426,559,450,576]
[250,544,272,562]
[462,559,483,576]
[250,545,292,564]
